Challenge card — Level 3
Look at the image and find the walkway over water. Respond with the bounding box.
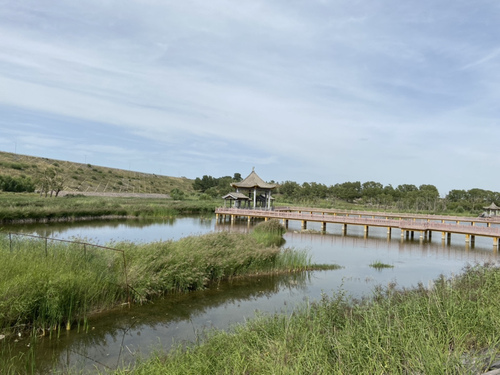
[215,207,500,247]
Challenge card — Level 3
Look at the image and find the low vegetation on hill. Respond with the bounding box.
[0,151,193,196]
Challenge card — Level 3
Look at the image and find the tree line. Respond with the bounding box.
[277,180,499,214]
[193,174,499,215]
[192,173,242,199]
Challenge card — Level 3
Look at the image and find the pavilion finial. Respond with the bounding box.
[252,166,255,172]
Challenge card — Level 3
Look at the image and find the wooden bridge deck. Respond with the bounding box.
[215,207,500,246]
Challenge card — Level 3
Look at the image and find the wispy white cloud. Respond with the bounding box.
[0,0,499,193]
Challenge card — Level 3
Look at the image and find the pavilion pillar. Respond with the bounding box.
[253,187,257,209]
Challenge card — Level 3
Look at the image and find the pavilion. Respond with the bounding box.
[483,202,500,217]
[222,168,276,210]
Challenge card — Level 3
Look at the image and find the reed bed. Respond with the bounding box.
[0,193,218,223]
[0,235,125,333]
[116,262,500,374]
[0,229,314,334]
[124,229,312,302]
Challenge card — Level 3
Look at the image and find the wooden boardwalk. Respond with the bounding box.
[215,207,500,247]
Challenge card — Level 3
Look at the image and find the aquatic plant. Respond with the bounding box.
[369,261,394,269]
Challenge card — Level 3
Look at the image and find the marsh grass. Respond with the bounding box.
[251,219,287,247]
[0,193,218,223]
[0,230,314,334]
[369,260,394,269]
[0,235,125,334]
[115,263,500,375]
[124,230,313,302]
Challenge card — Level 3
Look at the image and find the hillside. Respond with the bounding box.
[0,151,194,195]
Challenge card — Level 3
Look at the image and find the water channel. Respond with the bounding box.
[2,215,500,373]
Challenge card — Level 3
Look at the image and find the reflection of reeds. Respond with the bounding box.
[128,263,500,374]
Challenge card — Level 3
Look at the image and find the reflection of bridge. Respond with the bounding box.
[215,207,500,247]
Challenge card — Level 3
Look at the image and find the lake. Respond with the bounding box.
[2,215,499,373]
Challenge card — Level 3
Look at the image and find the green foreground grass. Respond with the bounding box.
[0,222,319,334]
[113,263,500,375]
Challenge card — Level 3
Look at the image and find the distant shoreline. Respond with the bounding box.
[57,191,171,199]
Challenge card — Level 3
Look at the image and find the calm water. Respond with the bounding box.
[2,216,499,373]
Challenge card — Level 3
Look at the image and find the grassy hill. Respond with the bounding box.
[0,151,194,195]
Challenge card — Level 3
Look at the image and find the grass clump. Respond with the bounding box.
[114,263,500,375]
[125,231,309,301]
[251,219,286,246]
[369,260,394,269]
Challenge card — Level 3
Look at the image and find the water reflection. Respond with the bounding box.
[5,272,312,373]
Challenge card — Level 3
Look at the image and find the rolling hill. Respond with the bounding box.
[0,151,194,195]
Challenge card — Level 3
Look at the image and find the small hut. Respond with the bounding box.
[223,168,276,210]
[221,192,250,208]
[483,202,500,217]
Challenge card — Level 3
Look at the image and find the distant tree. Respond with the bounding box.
[396,184,418,194]
[193,175,217,192]
[36,168,65,197]
[332,181,362,202]
[278,181,301,200]
[446,189,468,202]
[233,173,242,182]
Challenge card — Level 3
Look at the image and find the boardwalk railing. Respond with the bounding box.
[215,207,500,245]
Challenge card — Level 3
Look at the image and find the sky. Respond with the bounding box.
[1,1,499,196]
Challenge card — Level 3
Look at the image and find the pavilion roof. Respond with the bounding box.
[222,192,250,200]
[231,170,276,190]
[484,202,500,210]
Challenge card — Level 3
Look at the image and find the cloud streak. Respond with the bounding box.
[0,0,499,194]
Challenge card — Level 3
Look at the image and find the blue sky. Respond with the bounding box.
[1,1,499,196]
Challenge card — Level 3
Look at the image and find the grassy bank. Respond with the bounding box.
[0,225,321,334]
[0,193,218,223]
[114,263,500,374]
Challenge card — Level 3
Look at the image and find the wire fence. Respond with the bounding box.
[3,231,131,303]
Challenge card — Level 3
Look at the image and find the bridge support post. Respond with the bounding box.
[231,215,235,224]
[411,231,414,239]
[342,224,347,235]
[265,217,269,222]
[248,216,251,225]
[401,229,405,238]
[301,220,307,230]
[465,234,470,243]
[471,235,475,244]
[447,233,451,242]
[216,213,219,222]
[494,238,499,248]
[387,227,391,238]
[321,222,326,232]
[428,231,432,240]
[364,225,369,236]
